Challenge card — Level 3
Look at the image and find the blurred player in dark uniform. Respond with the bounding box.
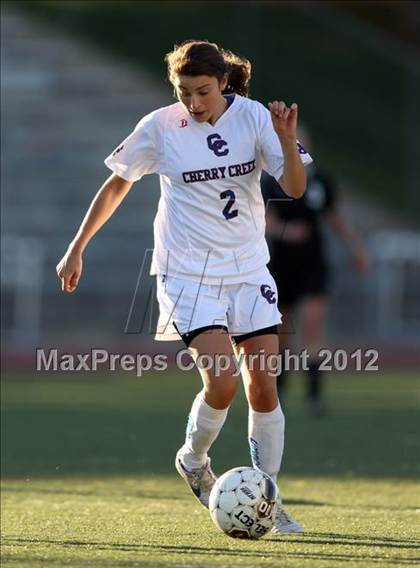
[262,126,369,416]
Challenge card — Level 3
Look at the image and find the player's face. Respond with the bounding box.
[175,74,228,125]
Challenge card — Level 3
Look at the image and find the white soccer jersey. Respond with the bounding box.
[105,95,312,284]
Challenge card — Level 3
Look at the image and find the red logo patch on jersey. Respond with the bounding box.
[180,119,188,128]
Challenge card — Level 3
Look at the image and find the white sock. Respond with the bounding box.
[248,402,285,484]
[179,390,229,470]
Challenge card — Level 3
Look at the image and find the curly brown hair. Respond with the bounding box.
[165,39,251,97]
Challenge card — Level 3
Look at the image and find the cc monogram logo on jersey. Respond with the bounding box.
[260,284,277,304]
[207,133,229,157]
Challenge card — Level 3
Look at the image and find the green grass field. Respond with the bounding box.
[2,371,420,567]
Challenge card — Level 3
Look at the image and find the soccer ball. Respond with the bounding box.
[209,466,278,539]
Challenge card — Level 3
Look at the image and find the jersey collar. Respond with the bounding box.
[182,94,241,129]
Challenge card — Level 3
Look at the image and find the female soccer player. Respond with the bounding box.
[56,40,312,534]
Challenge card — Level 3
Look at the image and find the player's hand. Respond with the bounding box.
[56,248,83,293]
[353,248,370,273]
[268,100,298,142]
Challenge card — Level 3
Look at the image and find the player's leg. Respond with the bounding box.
[156,274,237,507]
[228,273,284,482]
[231,331,303,533]
[175,326,239,508]
[276,305,294,401]
[299,294,328,415]
[232,331,283,480]
[178,326,239,467]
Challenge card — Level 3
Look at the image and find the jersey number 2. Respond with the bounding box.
[220,189,238,220]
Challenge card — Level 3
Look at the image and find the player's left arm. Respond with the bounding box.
[326,208,370,272]
[269,100,306,199]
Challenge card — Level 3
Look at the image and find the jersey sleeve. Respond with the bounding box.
[257,102,313,180]
[104,111,163,182]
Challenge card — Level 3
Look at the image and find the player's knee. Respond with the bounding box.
[220,380,239,406]
[248,382,278,412]
[206,378,238,408]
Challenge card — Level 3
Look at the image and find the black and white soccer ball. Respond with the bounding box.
[209,466,278,539]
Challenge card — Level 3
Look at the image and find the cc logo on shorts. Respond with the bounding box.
[260,284,277,304]
[207,133,229,157]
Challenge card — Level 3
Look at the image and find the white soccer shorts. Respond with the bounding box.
[155,268,282,342]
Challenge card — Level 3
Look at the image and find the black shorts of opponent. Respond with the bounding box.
[172,323,279,349]
[269,261,329,307]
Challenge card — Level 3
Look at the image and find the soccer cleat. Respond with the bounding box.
[271,504,304,534]
[175,449,217,509]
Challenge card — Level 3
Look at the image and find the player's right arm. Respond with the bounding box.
[56,173,133,293]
